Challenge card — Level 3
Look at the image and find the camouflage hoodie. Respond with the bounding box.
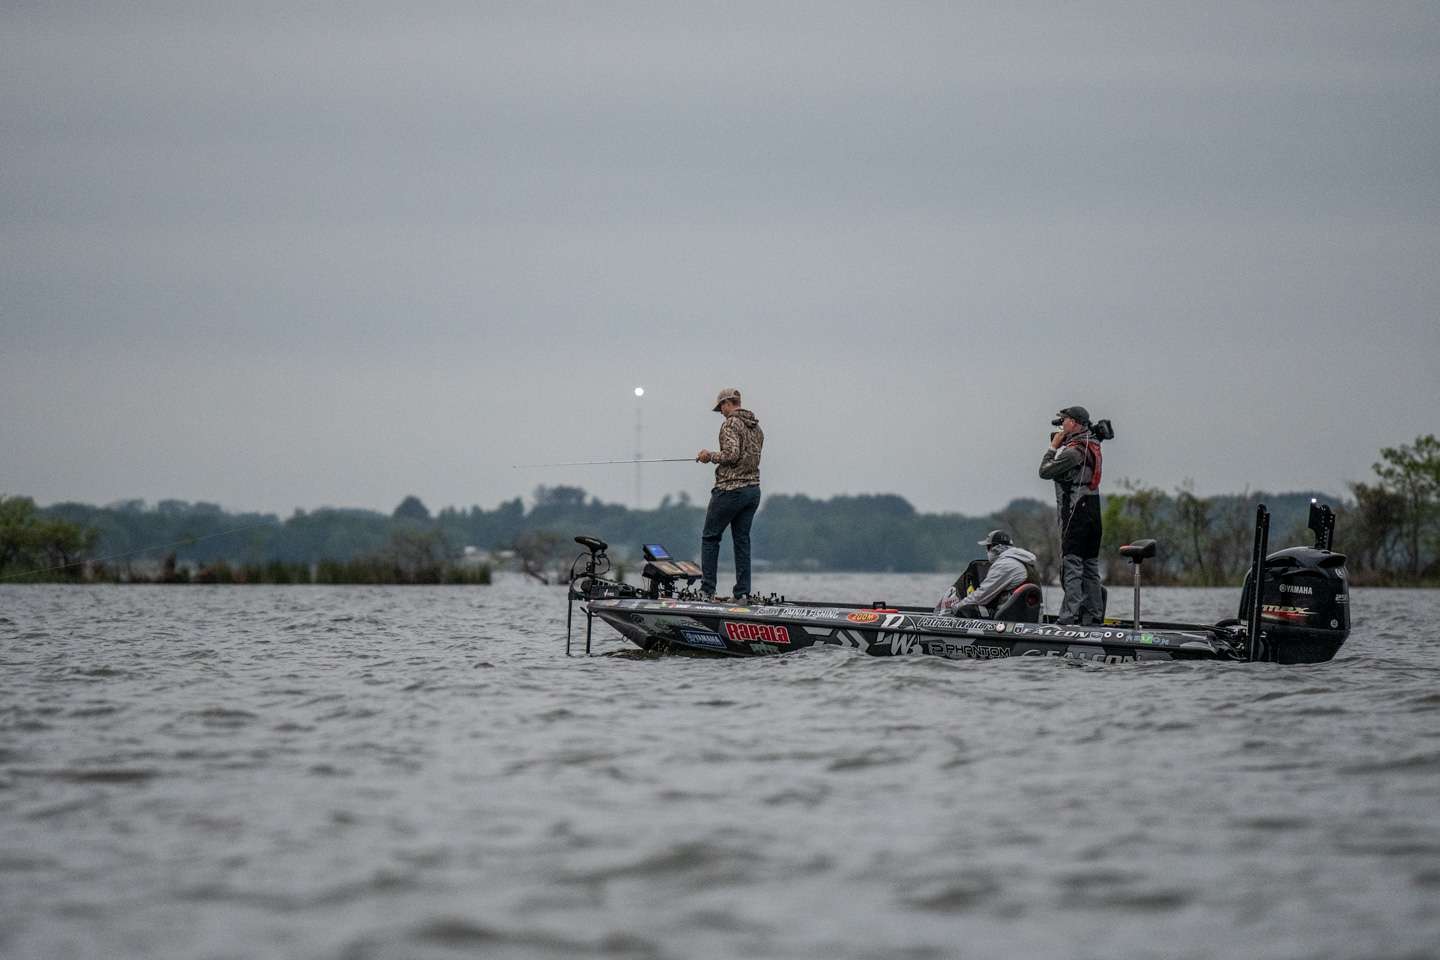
[713,408,763,491]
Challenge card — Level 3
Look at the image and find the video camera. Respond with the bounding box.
[1050,417,1114,442]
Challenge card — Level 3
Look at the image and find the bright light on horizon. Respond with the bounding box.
[634,386,645,397]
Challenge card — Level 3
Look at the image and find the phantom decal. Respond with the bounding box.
[921,640,1011,660]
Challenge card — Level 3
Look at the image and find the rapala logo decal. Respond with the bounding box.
[1279,583,1314,595]
[724,622,792,645]
[847,611,880,623]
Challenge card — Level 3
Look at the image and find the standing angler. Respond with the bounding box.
[695,388,764,599]
[1039,405,1104,624]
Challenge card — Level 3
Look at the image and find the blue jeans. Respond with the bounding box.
[701,485,761,597]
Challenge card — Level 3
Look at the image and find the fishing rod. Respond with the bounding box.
[512,458,695,468]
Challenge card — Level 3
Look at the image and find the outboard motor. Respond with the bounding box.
[1238,501,1350,664]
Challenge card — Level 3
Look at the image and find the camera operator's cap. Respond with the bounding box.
[978,529,1013,548]
[1056,405,1091,426]
[712,387,741,411]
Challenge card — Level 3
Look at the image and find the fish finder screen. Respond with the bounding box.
[643,544,671,561]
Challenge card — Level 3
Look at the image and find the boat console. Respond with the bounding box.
[640,543,703,598]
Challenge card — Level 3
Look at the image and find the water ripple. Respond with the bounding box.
[0,580,1437,959]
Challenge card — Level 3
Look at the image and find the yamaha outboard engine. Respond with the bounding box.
[1238,501,1350,664]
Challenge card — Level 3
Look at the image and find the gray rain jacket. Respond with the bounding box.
[1038,429,1102,528]
[935,545,1040,616]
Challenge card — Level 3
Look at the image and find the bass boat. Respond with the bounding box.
[565,502,1350,665]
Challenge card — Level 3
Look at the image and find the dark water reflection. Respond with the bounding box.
[2,578,1438,959]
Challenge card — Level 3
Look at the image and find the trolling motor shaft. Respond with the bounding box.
[1118,539,1157,630]
[566,535,610,657]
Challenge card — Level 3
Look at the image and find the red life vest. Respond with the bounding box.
[1064,436,1103,491]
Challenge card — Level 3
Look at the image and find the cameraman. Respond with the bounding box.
[1039,406,1104,625]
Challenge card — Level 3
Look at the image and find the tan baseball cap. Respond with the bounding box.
[712,387,741,411]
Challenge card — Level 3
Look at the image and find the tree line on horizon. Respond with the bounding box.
[3,435,1438,586]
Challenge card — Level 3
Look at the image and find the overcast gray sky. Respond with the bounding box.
[4,1,1438,517]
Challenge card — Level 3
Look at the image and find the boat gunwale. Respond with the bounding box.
[585,596,1230,638]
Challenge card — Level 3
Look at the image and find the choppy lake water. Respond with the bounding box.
[2,576,1438,960]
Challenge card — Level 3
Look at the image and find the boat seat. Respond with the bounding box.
[993,582,1043,623]
[1119,539,1157,561]
[959,558,990,595]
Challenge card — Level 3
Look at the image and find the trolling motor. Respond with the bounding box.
[1118,539,1157,629]
[565,535,653,655]
[1238,501,1350,663]
[565,536,608,657]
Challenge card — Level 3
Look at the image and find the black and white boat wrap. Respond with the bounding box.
[587,597,1237,663]
[566,501,1351,665]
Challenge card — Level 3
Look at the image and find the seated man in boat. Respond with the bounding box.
[934,530,1040,619]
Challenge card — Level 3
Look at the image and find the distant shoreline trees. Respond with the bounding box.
[1348,435,1440,582]
[4,436,1437,586]
[0,496,97,581]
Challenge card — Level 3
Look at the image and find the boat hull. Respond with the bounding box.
[587,598,1240,663]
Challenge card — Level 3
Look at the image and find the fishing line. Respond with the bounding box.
[512,458,695,468]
